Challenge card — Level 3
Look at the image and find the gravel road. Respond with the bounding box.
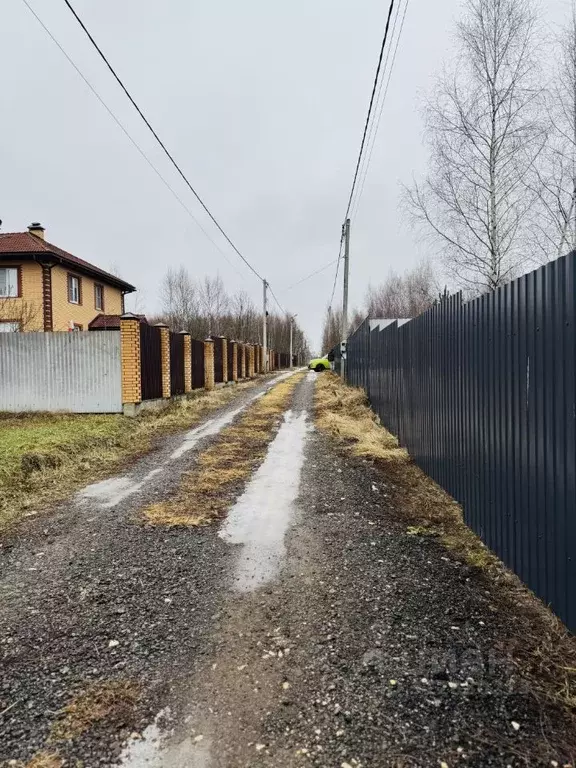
[1,373,574,767]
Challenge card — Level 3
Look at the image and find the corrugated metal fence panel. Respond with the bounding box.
[344,254,576,631]
[0,332,122,413]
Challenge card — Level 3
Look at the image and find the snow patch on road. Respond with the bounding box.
[219,408,309,592]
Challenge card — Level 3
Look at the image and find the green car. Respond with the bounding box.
[308,357,331,372]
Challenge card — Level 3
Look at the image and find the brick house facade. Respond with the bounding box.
[0,223,136,332]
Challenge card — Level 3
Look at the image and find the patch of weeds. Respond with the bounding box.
[0,378,268,535]
[50,680,140,742]
[24,753,63,768]
[143,373,305,527]
[314,372,576,720]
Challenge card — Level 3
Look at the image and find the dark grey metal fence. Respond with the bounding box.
[191,339,205,389]
[140,323,163,401]
[346,253,576,631]
[169,332,185,396]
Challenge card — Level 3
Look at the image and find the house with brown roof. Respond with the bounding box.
[0,223,136,332]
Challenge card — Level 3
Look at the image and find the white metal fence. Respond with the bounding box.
[0,332,122,413]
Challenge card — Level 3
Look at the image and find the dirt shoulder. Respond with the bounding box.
[0,376,274,536]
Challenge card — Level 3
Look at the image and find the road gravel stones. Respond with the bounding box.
[1,374,575,766]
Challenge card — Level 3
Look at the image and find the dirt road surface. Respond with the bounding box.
[1,372,574,767]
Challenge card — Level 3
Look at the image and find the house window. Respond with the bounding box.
[94,283,104,311]
[0,267,19,298]
[68,274,81,304]
[0,321,20,332]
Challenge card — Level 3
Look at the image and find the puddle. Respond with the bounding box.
[81,468,163,508]
[170,371,294,460]
[170,402,255,460]
[80,373,297,507]
[219,409,309,592]
[118,709,213,768]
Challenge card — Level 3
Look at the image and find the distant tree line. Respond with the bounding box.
[152,267,310,360]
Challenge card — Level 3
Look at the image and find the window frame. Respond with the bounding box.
[67,273,82,305]
[0,266,22,299]
[94,283,104,311]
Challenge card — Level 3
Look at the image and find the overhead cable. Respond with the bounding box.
[61,0,264,282]
[20,0,245,279]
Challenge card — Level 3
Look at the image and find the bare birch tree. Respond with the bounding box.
[405,0,543,292]
[530,9,576,261]
[0,298,40,331]
[159,266,198,330]
[366,261,437,318]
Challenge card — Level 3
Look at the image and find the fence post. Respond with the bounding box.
[248,344,255,378]
[181,331,192,394]
[230,341,238,382]
[221,337,228,382]
[204,338,215,390]
[240,343,246,379]
[155,323,171,399]
[120,314,142,415]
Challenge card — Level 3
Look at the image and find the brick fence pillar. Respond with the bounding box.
[222,337,228,383]
[261,345,266,373]
[240,343,246,379]
[120,314,142,408]
[230,341,238,382]
[155,323,171,399]
[182,331,192,394]
[204,338,215,390]
[255,344,261,374]
[248,344,255,378]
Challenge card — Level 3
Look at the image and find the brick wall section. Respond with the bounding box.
[51,264,123,331]
[157,324,171,398]
[0,260,44,331]
[120,316,142,404]
[222,338,228,382]
[230,341,238,382]
[204,339,215,390]
[248,344,255,378]
[183,333,192,393]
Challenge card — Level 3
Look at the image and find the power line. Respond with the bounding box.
[282,258,339,292]
[20,0,245,280]
[351,0,406,219]
[327,238,345,311]
[267,284,287,316]
[61,0,265,282]
[352,0,410,219]
[343,0,397,220]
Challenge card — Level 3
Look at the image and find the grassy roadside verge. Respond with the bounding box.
[0,378,272,536]
[143,372,305,526]
[314,372,576,719]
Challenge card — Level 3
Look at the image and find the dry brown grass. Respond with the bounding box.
[0,377,271,536]
[314,372,576,717]
[143,372,305,527]
[50,680,140,742]
[24,753,63,768]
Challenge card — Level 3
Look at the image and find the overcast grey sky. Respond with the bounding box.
[1,0,571,349]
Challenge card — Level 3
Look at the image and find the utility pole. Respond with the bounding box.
[262,279,268,372]
[289,314,297,369]
[341,218,350,379]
